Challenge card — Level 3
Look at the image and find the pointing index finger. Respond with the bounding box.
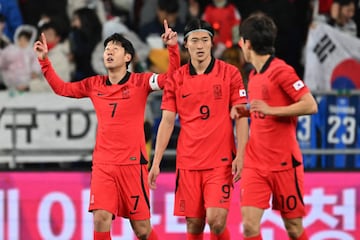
[163,19,169,32]
[41,32,47,45]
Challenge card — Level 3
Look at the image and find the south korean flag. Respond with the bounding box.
[239,89,247,97]
[293,80,305,91]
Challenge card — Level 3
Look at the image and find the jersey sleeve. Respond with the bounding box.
[276,66,310,102]
[154,44,180,89]
[161,72,177,113]
[230,66,247,106]
[38,57,90,98]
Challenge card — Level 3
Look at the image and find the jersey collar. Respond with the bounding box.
[257,55,275,74]
[106,71,131,85]
[189,57,215,75]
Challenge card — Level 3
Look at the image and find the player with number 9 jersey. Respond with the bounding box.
[149,18,249,239]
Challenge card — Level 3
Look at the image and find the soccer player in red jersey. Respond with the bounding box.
[33,20,180,240]
[232,13,318,240]
[148,18,249,240]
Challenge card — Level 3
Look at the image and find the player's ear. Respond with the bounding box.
[124,52,132,62]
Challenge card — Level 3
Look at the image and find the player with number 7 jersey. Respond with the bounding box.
[34,20,180,240]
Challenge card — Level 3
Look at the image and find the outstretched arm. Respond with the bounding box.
[34,33,88,98]
[148,110,176,189]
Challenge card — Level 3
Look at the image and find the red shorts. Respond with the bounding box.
[240,166,306,219]
[174,166,233,218]
[89,163,151,220]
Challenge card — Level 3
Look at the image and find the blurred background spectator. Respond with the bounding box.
[234,0,312,77]
[0,24,40,93]
[315,0,358,37]
[138,0,187,33]
[139,0,185,44]
[0,13,10,90]
[30,20,72,92]
[0,0,23,41]
[68,7,102,82]
[139,0,186,73]
[202,0,241,58]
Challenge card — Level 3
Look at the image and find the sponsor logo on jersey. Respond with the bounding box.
[182,93,191,98]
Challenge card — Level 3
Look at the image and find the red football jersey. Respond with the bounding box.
[245,57,310,171]
[161,58,247,170]
[38,45,179,165]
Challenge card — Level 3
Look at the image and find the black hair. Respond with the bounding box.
[184,18,214,41]
[104,33,135,68]
[0,14,5,23]
[158,0,179,14]
[333,0,355,6]
[239,12,277,55]
[73,7,102,44]
[18,31,32,41]
[39,21,63,40]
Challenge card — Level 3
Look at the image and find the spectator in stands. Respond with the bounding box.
[138,0,187,34]
[315,0,358,37]
[220,45,251,89]
[0,13,10,90]
[139,0,185,73]
[0,14,10,49]
[30,21,72,92]
[202,0,241,57]
[18,0,68,29]
[68,7,102,82]
[34,20,180,240]
[234,0,311,78]
[0,0,23,41]
[0,25,40,92]
[67,0,107,24]
[186,0,211,21]
[139,0,185,43]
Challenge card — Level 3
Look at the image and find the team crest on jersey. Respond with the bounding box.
[262,85,270,100]
[121,86,130,99]
[213,84,222,99]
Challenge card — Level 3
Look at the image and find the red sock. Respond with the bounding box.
[187,232,204,240]
[94,231,111,240]
[147,229,158,240]
[210,227,230,240]
[244,235,262,240]
[292,231,308,240]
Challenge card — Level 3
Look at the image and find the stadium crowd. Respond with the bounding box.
[0,0,358,94]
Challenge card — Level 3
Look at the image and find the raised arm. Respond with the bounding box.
[34,33,88,98]
[155,19,180,89]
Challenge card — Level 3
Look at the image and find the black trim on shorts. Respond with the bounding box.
[175,169,180,193]
[140,151,148,165]
[140,165,150,209]
[292,155,304,206]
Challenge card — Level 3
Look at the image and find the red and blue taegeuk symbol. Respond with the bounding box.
[331,59,360,89]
